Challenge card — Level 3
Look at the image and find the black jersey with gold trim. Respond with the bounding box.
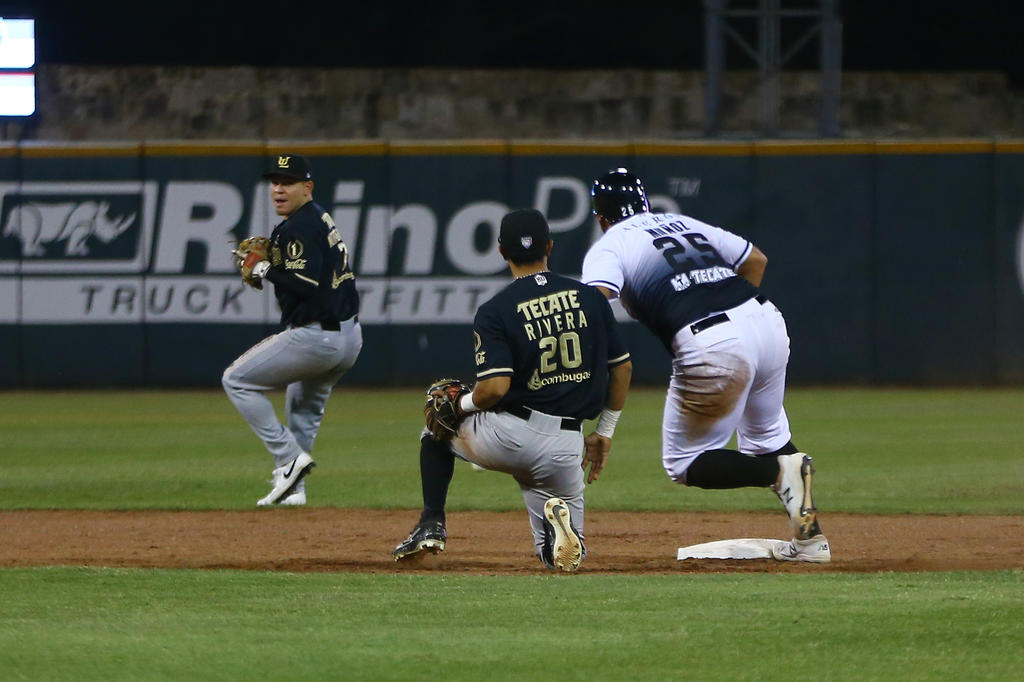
[473,270,629,420]
[268,200,358,326]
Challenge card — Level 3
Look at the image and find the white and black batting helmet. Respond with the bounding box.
[591,168,650,224]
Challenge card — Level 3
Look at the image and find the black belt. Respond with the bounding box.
[319,314,358,331]
[689,295,768,335]
[504,404,583,432]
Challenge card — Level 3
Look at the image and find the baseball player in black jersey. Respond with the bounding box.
[582,168,829,563]
[223,154,362,506]
[393,208,632,572]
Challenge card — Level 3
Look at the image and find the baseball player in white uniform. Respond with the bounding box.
[581,168,830,562]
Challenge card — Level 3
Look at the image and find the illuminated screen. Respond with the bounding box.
[0,17,35,116]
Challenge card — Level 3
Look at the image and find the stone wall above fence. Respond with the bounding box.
[3,65,1022,141]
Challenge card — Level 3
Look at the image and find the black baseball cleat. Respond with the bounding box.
[393,520,446,561]
[542,498,583,573]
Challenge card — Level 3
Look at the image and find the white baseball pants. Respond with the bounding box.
[662,297,793,482]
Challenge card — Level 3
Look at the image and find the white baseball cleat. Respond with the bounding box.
[771,534,832,563]
[543,497,583,573]
[772,453,822,540]
[278,479,306,506]
[257,452,315,506]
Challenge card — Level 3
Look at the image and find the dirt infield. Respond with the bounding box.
[2,509,1021,574]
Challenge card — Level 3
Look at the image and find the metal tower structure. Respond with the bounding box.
[704,0,843,137]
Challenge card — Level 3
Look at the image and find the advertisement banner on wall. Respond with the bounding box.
[1,154,623,325]
[1,142,1021,387]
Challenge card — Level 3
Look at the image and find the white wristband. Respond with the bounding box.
[594,408,621,438]
[459,392,480,413]
[251,260,271,279]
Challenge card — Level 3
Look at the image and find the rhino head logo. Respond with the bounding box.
[2,200,136,257]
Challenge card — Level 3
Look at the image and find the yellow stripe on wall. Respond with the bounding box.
[754,140,875,155]
[634,141,753,156]
[19,142,142,158]
[143,142,265,156]
[266,141,389,156]
[872,140,994,154]
[389,140,508,156]
[994,140,1024,153]
[509,140,632,156]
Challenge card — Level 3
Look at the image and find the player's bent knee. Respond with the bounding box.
[663,451,704,484]
[221,367,243,392]
[221,368,255,397]
[758,440,798,457]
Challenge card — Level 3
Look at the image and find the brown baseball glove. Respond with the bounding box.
[423,378,472,441]
[232,236,271,290]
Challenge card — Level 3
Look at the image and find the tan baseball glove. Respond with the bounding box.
[232,236,271,290]
[423,378,472,441]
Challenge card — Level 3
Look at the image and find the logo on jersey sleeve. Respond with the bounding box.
[285,239,307,270]
[331,270,354,289]
[474,331,486,366]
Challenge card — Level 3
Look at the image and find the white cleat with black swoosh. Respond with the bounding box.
[257,452,315,506]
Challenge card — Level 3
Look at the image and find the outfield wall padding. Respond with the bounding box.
[1,140,1021,387]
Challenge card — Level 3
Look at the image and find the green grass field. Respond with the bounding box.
[1,387,1022,680]
[1,387,1022,513]
[2,568,1021,682]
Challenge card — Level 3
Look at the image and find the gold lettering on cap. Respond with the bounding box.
[277,156,291,168]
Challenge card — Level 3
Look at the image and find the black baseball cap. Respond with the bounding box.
[263,154,313,181]
[499,208,550,260]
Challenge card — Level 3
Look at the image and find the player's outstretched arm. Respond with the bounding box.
[583,360,632,484]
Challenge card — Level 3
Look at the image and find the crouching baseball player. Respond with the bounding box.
[392,209,632,572]
[582,168,830,562]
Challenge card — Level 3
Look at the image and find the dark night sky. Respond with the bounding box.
[4,1,1021,86]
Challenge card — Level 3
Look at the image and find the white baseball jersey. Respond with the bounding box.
[581,212,758,350]
[582,211,792,480]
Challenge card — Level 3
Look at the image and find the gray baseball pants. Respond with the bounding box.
[450,409,586,560]
[223,319,362,466]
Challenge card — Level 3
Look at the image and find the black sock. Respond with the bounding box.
[755,440,799,457]
[685,449,779,489]
[418,436,455,524]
